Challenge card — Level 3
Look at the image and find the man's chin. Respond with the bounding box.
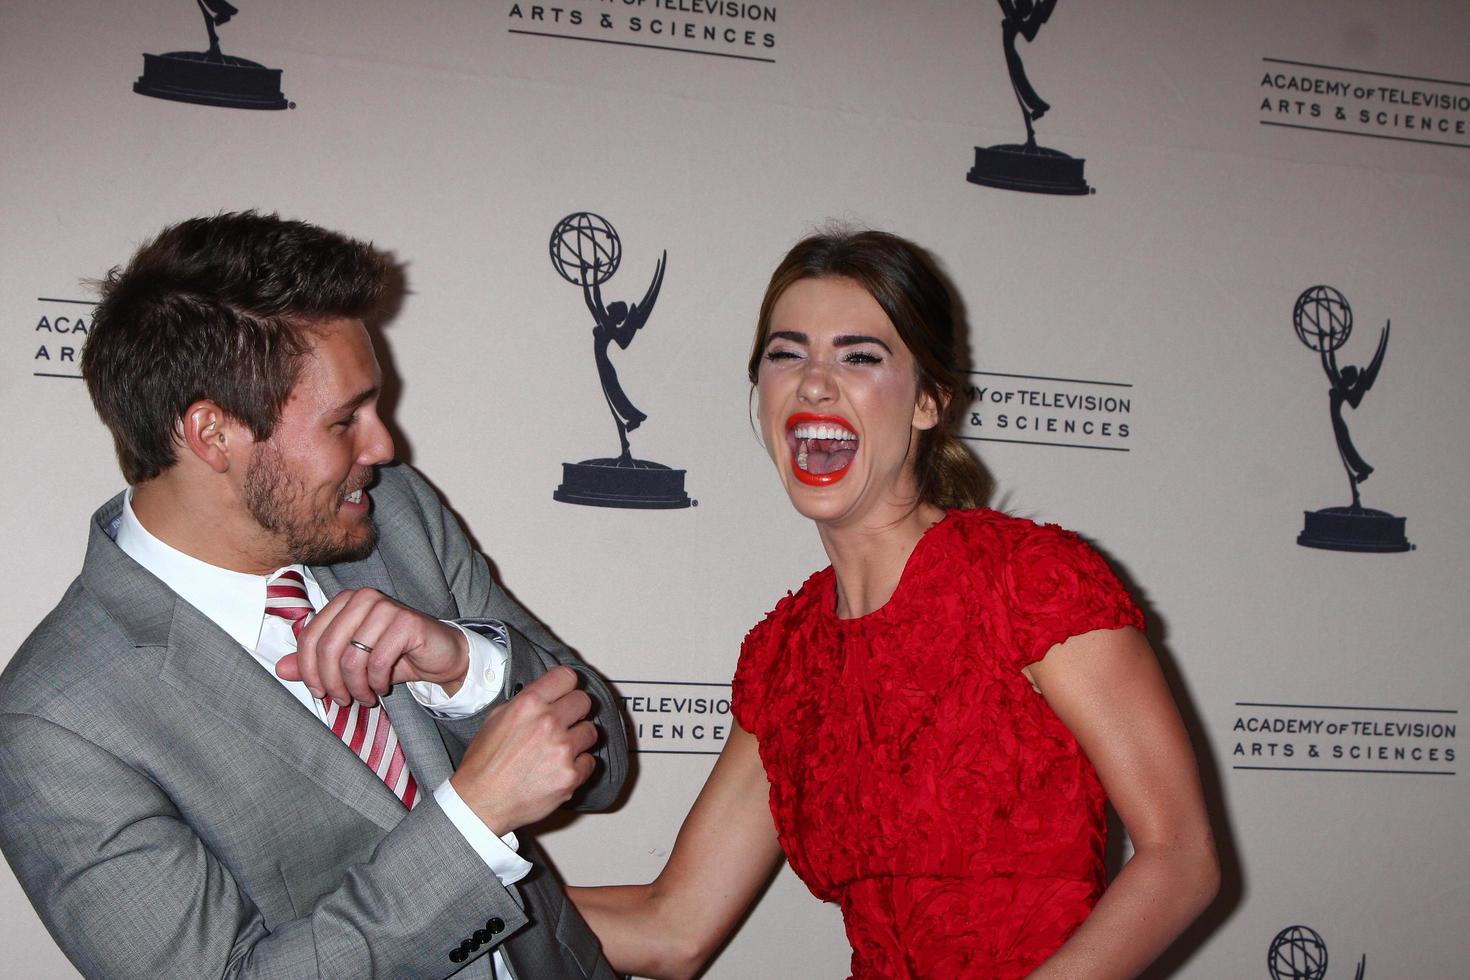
[291,525,378,566]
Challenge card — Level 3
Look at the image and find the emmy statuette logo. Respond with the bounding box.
[547,212,693,510]
[967,0,1091,195]
[134,1,290,110]
[1267,924,1366,980]
[1292,286,1412,553]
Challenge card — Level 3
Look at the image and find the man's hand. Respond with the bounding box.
[450,666,599,835]
[275,588,469,705]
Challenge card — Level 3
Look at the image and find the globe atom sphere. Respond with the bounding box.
[1267,925,1328,980]
[550,212,621,286]
[1293,285,1352,354]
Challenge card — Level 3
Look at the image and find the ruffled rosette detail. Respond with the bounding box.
[731,509,1142,979]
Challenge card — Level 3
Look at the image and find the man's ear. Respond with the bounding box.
[180,401,246,474]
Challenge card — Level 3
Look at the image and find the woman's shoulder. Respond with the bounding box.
[943,510,1144,664]
[732,566,832,734]
[941,506,1076,536]
[741,565,833,650]
[937,508,1138,622]
[934,507,1100,568]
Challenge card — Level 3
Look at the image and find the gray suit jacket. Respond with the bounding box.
[0,464,626,979]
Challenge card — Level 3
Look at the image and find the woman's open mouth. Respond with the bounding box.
[786,413,858,486]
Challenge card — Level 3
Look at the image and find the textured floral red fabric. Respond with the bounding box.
[732,509,1144,979]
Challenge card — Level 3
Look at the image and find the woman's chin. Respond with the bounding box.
[781,466,859,522]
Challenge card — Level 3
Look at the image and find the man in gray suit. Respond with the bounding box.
[0,212,627,979]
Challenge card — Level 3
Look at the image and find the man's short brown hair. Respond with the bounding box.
[82,211,390,484]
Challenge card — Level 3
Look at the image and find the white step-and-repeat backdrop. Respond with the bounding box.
[3,1,1466,976]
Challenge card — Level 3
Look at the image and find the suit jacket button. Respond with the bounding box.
[449,947,468,964]
[473,928,491,944]
[487,916,505,934]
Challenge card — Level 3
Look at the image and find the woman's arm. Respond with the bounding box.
[567,724,785,980]
[1025,626,1220,979]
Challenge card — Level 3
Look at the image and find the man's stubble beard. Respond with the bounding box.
[243,441,378,567]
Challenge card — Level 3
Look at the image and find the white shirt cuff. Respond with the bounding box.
[433,780,532,887]
[406,622,508,718]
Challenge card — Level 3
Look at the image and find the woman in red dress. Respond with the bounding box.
[570,230,1219,978]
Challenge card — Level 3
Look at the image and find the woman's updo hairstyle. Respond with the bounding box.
[747,228,988,511]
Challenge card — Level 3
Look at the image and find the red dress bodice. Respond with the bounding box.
[732,510,1144,979]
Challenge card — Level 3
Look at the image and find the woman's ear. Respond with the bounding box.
[913,386,945,431]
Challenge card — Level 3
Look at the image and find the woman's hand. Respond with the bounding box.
[567,724,785,980]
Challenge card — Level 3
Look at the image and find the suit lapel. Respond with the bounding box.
[84,495,408,833]
[381,685,454,789]
[312,552,459,790]
[156,603,408,833]
[310,549,397,604]
[313,546,456,621]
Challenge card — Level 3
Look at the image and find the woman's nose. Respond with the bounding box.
[797,359,837,404]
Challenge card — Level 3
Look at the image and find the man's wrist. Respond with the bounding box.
[435,779,531,884]
[435,627,470,696]
[407,623,509,718]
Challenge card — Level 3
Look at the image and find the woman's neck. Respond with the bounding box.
[819,501,946,619]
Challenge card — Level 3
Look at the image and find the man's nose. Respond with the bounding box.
[360,415,395,466]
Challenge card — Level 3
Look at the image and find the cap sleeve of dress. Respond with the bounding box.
[996,521,1145,671]
[732,569,828,737]
[731,615,775,737]
[730,582,800,738]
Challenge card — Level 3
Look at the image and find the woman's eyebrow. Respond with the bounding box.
[767,331,892,353]
[833,334,892,353]
[766,330,808,345]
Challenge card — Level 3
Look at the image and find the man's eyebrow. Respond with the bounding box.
[325,385,379,417]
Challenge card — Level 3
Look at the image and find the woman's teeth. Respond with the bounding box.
[791,422,858,474]
[793,422,857,441]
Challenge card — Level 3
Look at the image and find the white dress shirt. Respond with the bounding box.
[114,491,528,977]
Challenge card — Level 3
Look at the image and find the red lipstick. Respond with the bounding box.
[785,413,858,486]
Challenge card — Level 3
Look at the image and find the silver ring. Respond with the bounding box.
[348,639,374,654]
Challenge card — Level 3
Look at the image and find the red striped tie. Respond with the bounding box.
[264,569,419,809]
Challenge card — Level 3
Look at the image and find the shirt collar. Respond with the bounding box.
[114,488,307,652]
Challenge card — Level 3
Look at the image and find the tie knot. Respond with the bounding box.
[264,568,313,631]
